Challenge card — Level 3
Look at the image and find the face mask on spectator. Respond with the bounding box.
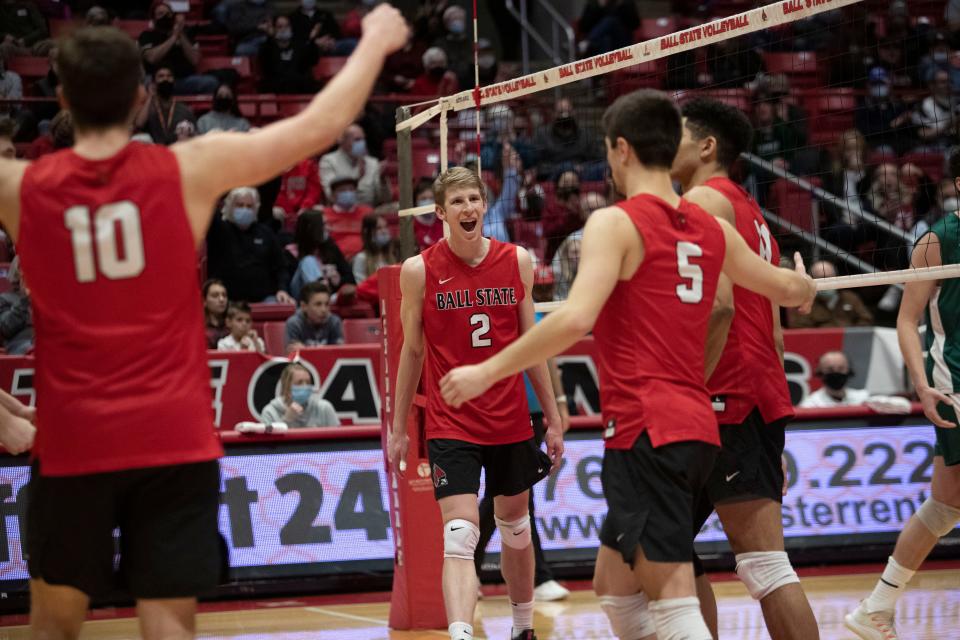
[232,206,256,228]
[351,139,367,158]
[301,0,317,9]
[869,84,889,100]
[291,385,312,406]
[276,28,293,41]
[478,54,496,70]
[822,371,850,391]
[448,19,465,34]
[428,66,447,80]
[155,14,174,31]
[934,51,949,64]
[817,289,838,305]
[156,79,175,99]
[417,212,436,225]
[374,230,391,247]
[944,197,960,213]
[336,190,358,209]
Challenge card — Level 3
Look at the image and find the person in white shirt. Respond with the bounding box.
[216,301,266,352]
[800,351,870,407]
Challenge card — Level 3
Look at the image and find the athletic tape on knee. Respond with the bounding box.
[599,593,656,640]
[444,519,480,560]
[495,514,531,549]
[734,551,800,600]
[916,498,960,538]
[648,597,713,640]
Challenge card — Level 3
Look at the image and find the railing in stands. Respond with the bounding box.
[505,0,576,74]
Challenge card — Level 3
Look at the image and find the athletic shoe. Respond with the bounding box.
[511,630,537,640]
[533,580,570,602]
[844,601,899,639]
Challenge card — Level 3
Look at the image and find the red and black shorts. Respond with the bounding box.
[426,437,551,501]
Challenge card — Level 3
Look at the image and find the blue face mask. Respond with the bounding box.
[448,19,465,34]
[290,385,312,406]
[351,139,367,158]
[301,0,316,9]
[336,190,358,209]
[232,206,256,228]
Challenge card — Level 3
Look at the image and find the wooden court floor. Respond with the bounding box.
[0,568,956,639]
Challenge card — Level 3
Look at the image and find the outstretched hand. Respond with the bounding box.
[361,4,410,58]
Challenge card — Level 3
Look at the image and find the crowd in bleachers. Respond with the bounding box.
[1,0,960,356]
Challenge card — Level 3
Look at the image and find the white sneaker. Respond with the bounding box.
[533,580,570,602]
[844,601,899,639]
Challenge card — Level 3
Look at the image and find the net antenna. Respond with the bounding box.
[391,0,946,314]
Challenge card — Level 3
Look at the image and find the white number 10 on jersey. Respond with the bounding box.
[65,202,146,283]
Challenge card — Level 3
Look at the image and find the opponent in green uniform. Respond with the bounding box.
[845,149,960,640]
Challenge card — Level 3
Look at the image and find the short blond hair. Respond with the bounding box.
[433,167,485,208]
[279,362,312,403]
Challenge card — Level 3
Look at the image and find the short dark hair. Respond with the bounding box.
[681,98,754,169]
[226,301,252,319]
[57,27,143,131]
[950,147,960,181]
[300,281,331,304]
[601,89,681,170]
[0,118,15,141]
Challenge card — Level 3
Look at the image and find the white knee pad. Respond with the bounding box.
[599,593,656,640]
[916,498,960,537]
[443,519,480,560]
[648,597,713,640]
[495,514,531,549]
[735,551,800,600]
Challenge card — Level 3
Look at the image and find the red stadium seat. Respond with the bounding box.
[807,89,856,147]
[767,178,819,233]
[343,318,382,344]
[262,321,288,356]
[333,300,377,319]
[6,56,48,81]
[900,151,945,183]
[196,34,230,57]
[638,16,677,41]
[762,52,818,88]
[698,89,750,113]
[313,57,349,82]
[48,19,77,38]
[116,20,150,39]
[607,62,664,99]
[198,56,254,91]
[249,303,296,322]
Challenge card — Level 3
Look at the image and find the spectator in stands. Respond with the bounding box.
[197,83,251,134]
[873,37,914,89]
[0,50,23,120]
[550,190,605,298]
[413,177,444,250]
[273,157,322,235]
[789,260,873,328]
[914,69,960,150]
[0,257,32,356]
[380,21,425,93]
[704,37,764,88]
[290,209,356,300]
[222,0,274,57]
[432,4,472,89]
[285,281,344,349]
[482,143,522,243]
[340,0,374,41]
[763,73,808,146]
[85,5,111,26]
[217,302,265,352]
[139,2,218,95]
[543,171,583,261]
[134,66,196,145]
[911,176,955,243]
[289,0,354,56]
[477,37,499,86]
[259,14,320,95]
[319,124,389,206]
[32,45,58,121]
[0,0,53,59]
[413,0,451,44]
[27,108,72,159]
[919,31,958,88]
[576,0,639,58]
[949,0,960,45]
[353,214,397,284]
[260,362,339,427]
[323,176,372,259]
[883,0,926,75]
[864,162,914,231]
[800,351,870,408]
[481,105,535,176]
[207,187,295,304]
[0,118,13,159]
[202,279,229,349]
[409,46,458,97]
[533,98,604,181]
[854,67,916,155]
[821,129,868,251]
[751,92,803,170]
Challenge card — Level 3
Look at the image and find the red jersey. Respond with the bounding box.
[596,195,724,450]
[421,239,530,445]
[18,143,223,476]
[704,177,794,425]
[324,204,372,259]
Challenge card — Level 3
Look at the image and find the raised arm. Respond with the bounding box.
[174,5,409,244]
[441,207,635,407]
[898,232,955,428]
[719,218,815,309]
[387,256,426,473]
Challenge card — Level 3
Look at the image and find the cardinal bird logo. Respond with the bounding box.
[433,464,448,488]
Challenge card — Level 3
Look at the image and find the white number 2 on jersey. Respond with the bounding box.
[65,201,145,283]
[754,220,773,263]
[675,241,704,304]
[470,313,492,348]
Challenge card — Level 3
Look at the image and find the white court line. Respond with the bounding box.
[304,607,448,635]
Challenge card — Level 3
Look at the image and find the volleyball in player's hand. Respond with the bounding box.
[440,365,493,408]
[361,4,411,57]
[0,415,34,455]
[793,251,816,315]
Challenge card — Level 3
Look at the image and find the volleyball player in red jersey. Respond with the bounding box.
[672,98,820,640]
[440,89,816,640]
[387,167,563,640]
[0,8,408,639]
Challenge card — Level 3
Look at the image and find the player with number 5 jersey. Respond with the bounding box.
[388,166,563,640]
[439,90,816,640]
[0,9,410,639]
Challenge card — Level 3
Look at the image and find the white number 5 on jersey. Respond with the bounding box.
[675,241,704,304]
